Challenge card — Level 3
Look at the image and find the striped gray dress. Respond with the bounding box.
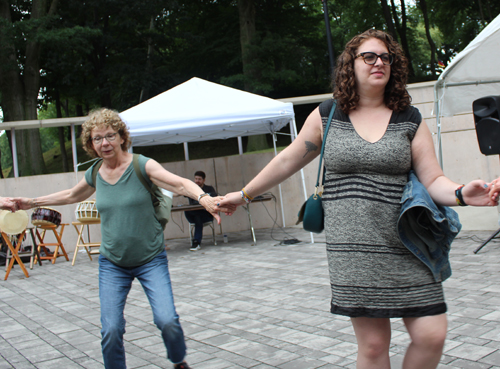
[320,99,446,318]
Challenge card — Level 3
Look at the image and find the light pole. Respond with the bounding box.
[321,0,335,76]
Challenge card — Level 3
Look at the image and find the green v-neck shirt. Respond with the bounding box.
[85,155,164,267]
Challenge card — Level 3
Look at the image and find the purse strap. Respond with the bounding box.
[315,100,337,188]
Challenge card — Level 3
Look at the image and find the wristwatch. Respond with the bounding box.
[197,193,210,202]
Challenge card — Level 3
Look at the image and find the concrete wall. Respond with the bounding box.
[0,153,319,254]
[165,153,319,241]
[1,81,499,255]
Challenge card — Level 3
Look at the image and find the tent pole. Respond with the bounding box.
[71,124,78,175]
[183,142,189,161]
[434,82,444,169]
[292,118,314,244]
[71,124,79,183]
[238,136,243,155]
[11,128,19,178]
[273,132,286,227]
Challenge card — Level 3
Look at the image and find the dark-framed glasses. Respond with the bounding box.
[92,132,118,145]
[356,52,394,66]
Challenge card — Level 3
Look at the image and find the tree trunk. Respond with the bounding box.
[238,0,268,152]
[390,0,415,78]
[238,0,256,89]
[477,0,486,24]
[418,0,437,79]
[55,92,69,172]
[139,16,155,104]
[379,0,398,40]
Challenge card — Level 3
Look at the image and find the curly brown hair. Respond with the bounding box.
[333,29,411,113]
[81,108,132,158]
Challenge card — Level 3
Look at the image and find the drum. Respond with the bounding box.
[75,200,100,223]
[31,207,62,227]
[0,210,29,235]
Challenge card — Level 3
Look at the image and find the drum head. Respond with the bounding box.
[0,210,29,235]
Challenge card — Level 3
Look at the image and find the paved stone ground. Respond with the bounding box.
[0,226,499,369]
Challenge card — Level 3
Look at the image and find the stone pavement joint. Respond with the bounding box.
[0,228,499,368]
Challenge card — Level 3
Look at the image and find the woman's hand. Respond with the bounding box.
[215,192,246,215]
[462,180,498,206]
[199,195,237,223]
[0,197,18,212]
[488,179,500,204]
[12,197,35,211]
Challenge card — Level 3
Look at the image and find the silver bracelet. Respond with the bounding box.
[197,193,210,202]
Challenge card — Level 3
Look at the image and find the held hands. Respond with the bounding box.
[12,197,36,211]
[215,191,247,215]
[487,179,500,205]
[199,196,237,224]
[0,197,18,212]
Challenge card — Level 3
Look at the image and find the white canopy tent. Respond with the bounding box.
[120,77,312,237]
[434,14,500,166]
[120,77,295,150]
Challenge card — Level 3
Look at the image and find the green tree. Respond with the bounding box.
[0,0,59,176]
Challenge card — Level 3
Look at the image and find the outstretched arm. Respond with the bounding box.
[218,107,324,210]
[412,120,498,207]
[145,159,234,224]
[14,178,96,210]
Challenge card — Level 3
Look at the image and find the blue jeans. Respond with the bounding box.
[185,210,213,244]
[98,251,186,369]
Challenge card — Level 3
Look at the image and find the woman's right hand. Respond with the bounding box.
[13,197,35,210]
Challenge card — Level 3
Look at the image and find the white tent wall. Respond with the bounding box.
[434,13,500,167]
[433,14,500,231]
[434,14,500,118]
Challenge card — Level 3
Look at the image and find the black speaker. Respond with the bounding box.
[473,95,500,155]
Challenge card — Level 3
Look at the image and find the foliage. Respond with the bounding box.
[0,132,12,176]
[1,0,499,176]
[428,0,500,57]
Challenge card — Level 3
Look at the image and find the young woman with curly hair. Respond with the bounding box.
[219,29,499,368]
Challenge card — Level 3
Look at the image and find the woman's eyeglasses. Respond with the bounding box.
[92,132,118,145]
[356,52,394,66]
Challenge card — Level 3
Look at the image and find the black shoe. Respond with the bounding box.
[174,362,191,369]
[190,240,200,251]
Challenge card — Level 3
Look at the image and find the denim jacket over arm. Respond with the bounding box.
[397,170,462,282]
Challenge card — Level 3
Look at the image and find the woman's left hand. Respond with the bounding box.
[463,180,499,206]
[487,179,500,204]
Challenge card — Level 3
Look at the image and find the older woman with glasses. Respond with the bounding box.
[218,29,500,368]
[14,108,232,369]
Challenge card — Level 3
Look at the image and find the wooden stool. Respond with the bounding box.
[34,224,69,264]
[3,227,41,270]
[71,221,101,266]
[2,230,29,280]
